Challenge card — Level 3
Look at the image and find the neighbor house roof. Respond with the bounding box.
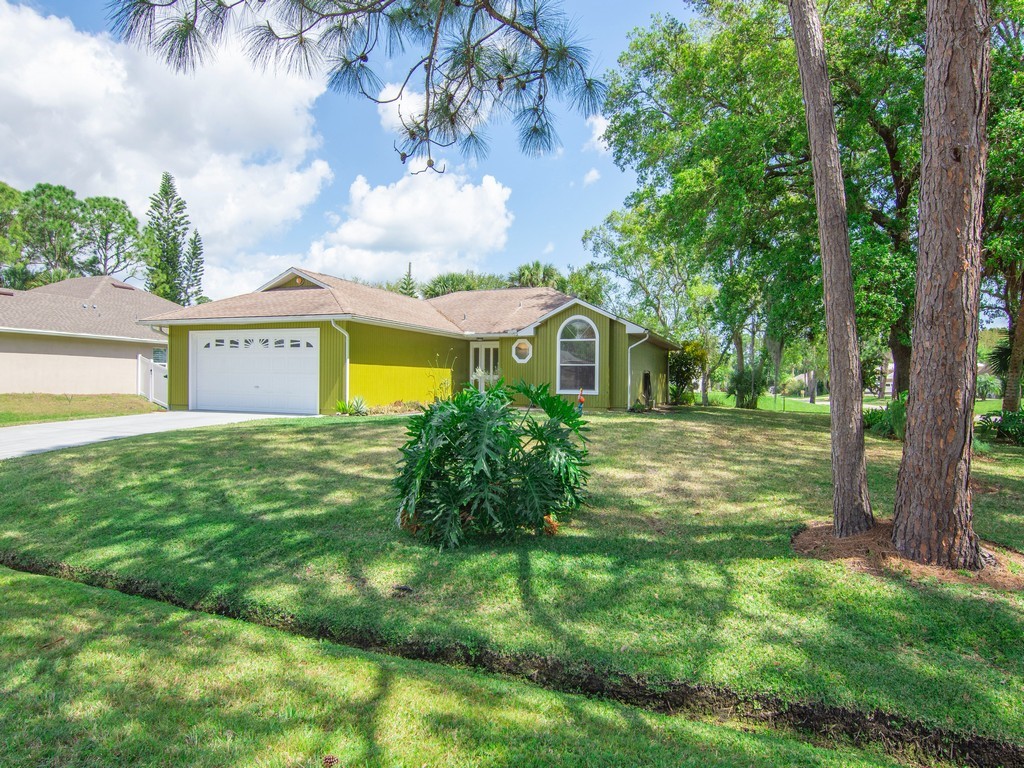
[0,276,178,343]
[139,266,679,348]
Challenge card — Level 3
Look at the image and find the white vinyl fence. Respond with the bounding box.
[137,355,169,408]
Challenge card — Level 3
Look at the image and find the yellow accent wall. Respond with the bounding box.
[346,323,469,406]
[167,321,345,414]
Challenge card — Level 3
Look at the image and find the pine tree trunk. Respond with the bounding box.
[892,0,990,569]
[789,0,874,537]
[1003,310,1023,412]
[889,322,912,397]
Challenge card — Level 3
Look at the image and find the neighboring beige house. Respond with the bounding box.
[0,276,179,395]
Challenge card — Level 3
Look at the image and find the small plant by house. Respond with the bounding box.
[335,396,369,416]
[394,380,589,549]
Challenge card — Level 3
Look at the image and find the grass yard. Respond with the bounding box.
[706,391,832,412]
[0,393,161,426]
[709,391,1007,415]
[0,567,905,768]
[0,409,1022,753]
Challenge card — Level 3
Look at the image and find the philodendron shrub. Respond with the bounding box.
[395,381,589,549]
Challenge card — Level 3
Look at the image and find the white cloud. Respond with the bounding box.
[0,1,333,293]
[583,115,610,154]
[582,168,601,186]
[376,83,426,136]
[306,169,514,283]
[198,168,514,298]
[542,242,555,255]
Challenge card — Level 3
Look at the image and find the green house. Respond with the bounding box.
[140,267,676,415]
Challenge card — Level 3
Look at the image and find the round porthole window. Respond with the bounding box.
[512,338,533,363]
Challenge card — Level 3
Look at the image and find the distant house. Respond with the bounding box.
[140,267,676,415]
[0,276,179,395]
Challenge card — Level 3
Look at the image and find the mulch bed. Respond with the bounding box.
[793,519,1024,592]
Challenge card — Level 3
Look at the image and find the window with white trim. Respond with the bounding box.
[557,316,598,394]
[512,338,533,363]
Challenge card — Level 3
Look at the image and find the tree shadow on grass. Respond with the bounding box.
[0,413,1022,744]
[0,568,901,768]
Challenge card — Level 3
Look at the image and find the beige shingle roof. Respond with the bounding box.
[0,277,178,342]
[427,286,574,333]
[138,268,678,348]
[144,269,466,334]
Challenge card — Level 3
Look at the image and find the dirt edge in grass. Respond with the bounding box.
[793,520,1024,592]
[2,549,1020,768]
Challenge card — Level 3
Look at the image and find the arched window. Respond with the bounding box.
[557,316,598,394]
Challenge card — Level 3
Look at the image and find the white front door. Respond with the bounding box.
[470,342,500,392]
[190,329,320,414]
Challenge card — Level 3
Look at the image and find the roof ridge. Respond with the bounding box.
[303,268,463,330]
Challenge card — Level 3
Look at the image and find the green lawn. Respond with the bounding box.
[706,391,831,412]
[0,567,905,768]
[861,394,1006,415]
[708,391,1007,415]
[0,410,1022,750]
[0,393,161,426]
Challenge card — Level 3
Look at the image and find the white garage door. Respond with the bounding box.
[191,329,320,414]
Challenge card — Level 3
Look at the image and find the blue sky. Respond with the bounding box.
[3,1,689,298]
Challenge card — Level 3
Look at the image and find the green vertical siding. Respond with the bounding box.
[628,339,670,406]
[347,323,469,406]
[500,304,617,409]
[165,311,663,413]
[609,321,628,409]
[167,321,345,414]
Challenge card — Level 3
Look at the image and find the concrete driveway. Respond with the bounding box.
[0,411,298,461]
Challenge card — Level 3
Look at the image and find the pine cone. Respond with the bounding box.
[323,756,340,768]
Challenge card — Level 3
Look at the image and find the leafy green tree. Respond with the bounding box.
[79,197,143,278]
[19,183,83,273]
[143,172,200,305]
[583,207,694,340]
[0,181,25,269]
[668,341,707,400]
[111,0,604,165]
[556,263,608,305]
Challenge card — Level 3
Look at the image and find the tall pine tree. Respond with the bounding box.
[397,263,418,298]
[144,172,203,305]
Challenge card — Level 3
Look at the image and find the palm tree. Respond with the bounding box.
[508,261,561,288]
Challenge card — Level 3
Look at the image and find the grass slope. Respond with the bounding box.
[0,410,1022,746]
[0,393,160,426]
[0,568,904,768]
